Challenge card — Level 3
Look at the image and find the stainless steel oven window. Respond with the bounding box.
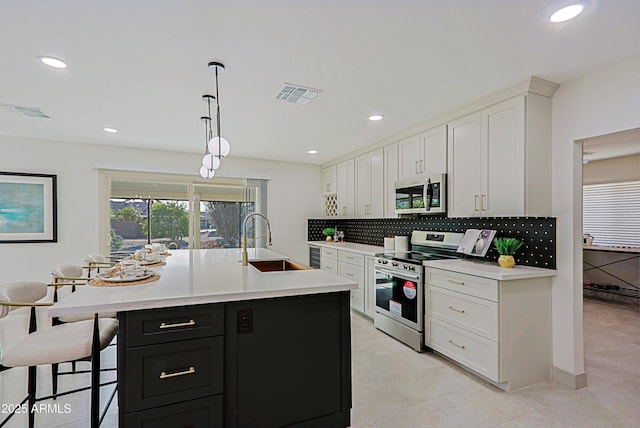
[374,265,423,328]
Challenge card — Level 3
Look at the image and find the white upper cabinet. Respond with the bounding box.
[447,112,483,217]
[355,148,383,217]
[383,142,398,217]
[398,125,447,181]
[421,125,448,177]
[398,134,421,181]
[447,94,552,217]
[322,165,337,195]
[336,159,355,217]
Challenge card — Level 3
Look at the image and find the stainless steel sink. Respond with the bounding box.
[248,259,313,272]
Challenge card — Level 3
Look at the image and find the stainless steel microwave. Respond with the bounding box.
[394,174,447,216]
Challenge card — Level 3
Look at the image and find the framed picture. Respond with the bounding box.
[0,172,57,243]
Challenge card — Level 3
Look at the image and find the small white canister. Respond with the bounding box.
[395,235,409,252]
[384,237,395,251]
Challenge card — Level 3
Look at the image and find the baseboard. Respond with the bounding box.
[552,366,588,389]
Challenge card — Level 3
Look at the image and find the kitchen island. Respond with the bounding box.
[49,249,357,428]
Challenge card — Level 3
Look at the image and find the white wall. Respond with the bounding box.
[0,135,323,283]
[551,55,640,381]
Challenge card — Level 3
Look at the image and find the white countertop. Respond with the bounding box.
[49,248,358,318]
[424,258,557,281]
[307,241,383,256]
[583,244,640,254]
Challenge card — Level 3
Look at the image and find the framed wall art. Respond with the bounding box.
[0,172,57,243]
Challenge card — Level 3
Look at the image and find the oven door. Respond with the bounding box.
[374,265,423,331]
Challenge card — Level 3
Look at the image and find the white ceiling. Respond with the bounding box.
[1,1,639,165]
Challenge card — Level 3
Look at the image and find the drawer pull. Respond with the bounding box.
[160,319,196,329]
[345,272,354,277]
[160,366,196,379]
[346,256,354,260]
[448,279,465,285]
[448,339,466,350]
[448,305,466,314]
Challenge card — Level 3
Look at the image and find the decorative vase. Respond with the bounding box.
[498,255,515,268]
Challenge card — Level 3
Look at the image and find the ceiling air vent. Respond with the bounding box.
[0,103,50,119]
[275,83,321,105]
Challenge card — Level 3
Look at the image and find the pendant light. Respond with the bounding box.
[199,95,219,179]
[207,61,230,158]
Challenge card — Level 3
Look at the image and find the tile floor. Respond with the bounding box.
[0,296,638,427]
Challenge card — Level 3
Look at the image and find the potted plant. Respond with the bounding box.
[323,227,335,242]
[493,237,523,268]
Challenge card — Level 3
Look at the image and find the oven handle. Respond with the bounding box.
[374,266,421,283]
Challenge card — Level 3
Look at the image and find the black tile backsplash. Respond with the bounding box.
[308,216,556,269]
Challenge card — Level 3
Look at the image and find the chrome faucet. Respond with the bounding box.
[241,212,272,266]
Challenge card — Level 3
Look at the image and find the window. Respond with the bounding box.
[583,181,640,247]
[102,170,267,255]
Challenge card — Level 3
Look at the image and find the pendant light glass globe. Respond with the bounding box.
[208,136,230,157]
[202,153,221,170]
[200,166,215,179]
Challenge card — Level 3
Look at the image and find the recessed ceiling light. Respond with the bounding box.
[308,150,318,155]
[103,127,118,133]
[38,56,68,69]
[550,4,584,23]
[369,114,383,121]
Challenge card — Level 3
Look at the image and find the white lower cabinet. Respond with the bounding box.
[312,244,378,318]
[425,267,551,392]
[321,247,338,275]
[364,256,376,318]
[338,250,365,314]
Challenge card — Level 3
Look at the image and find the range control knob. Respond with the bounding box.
[392,262,398,267]
[404,265,415,271]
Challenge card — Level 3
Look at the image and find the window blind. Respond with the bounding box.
[583,181,640,247]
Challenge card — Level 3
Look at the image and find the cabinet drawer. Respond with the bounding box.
[426,269,498,302]
[125,337,223,412]
[427,286,498,341]
[338,250,364,266]
[123,395,222,428]
[350,289,365,313]
[126,305,223,347]
[338,262,364,288]
[321,257,338,275]
[426,316,499,382]
[321,247,338,260]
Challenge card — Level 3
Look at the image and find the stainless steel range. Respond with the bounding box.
[373,230,464,351]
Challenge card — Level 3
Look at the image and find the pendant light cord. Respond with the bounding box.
[215,67,222,157]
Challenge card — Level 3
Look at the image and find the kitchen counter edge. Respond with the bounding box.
[424,258,557,281]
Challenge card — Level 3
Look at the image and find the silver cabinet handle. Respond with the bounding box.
[160,366,195,379]
[448,279,465,285]
[481,194,486,211]
[345,272,354,277]
[448,305,466,314]
[160,319,196,329]
[474,195,480,211]
[448,340,466,349]
[415,160,419,175]
[420,159,424,173]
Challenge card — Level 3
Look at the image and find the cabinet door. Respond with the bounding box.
[447,112,482,217]
[364,256,376,318]
[224,294,352,428]
[368,148,384,217]
[355,154,370,217]
[398,134,422,181]
[383,142,398,217]
[421,125,447,177]
[336,160,355,217]
[322,165,337,195]
[483,97,525,215]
